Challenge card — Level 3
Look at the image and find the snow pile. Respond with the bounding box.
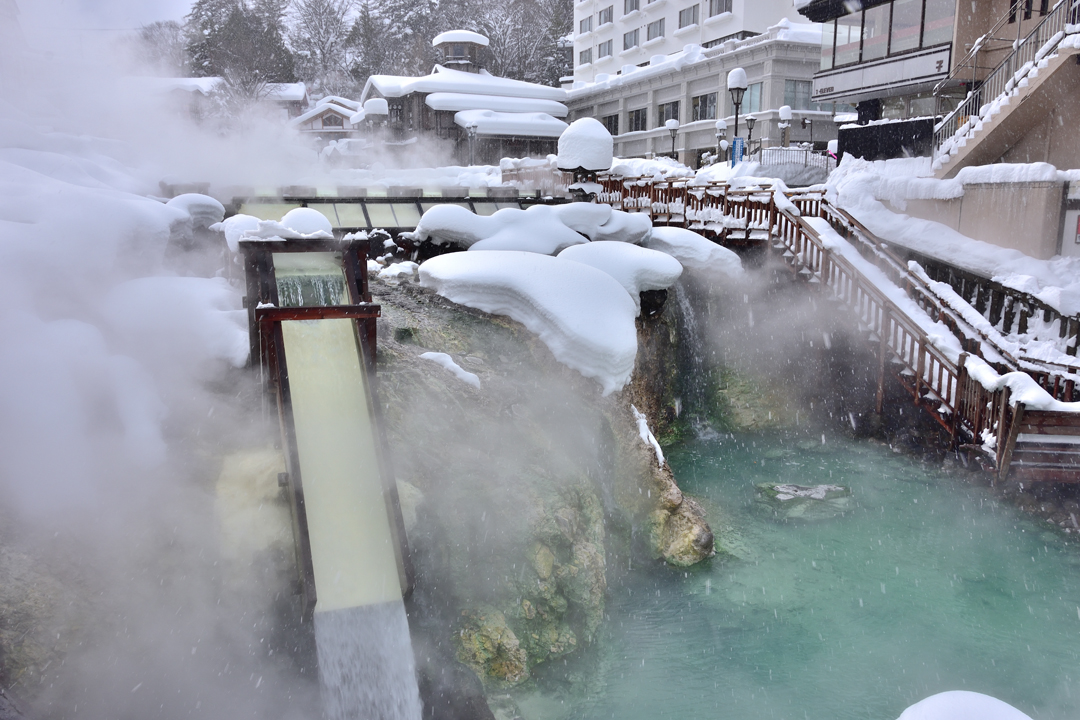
[646,226,744,276]
[419,251,638,395]
[212,214,262,252]
[454,109,568,138]
[557,242,683,313]
[609,155,695,180]
[897,691,1033,720]
[632,405,665,467]
[378,261,420,285]
[281,207,333,235]
[557,118,613,172]
[410,202,650,253]
[419,352,481,388]
[166,193,225,229]
[827,157,1080,316]
[432,29,490,46]
[954,162,1058,184]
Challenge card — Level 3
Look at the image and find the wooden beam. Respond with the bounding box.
[997,400,1025,487]
[254,304,381,323]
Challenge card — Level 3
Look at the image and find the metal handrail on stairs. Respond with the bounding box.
[932,0,1080,161]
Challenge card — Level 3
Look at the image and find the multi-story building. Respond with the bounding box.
[572,0,807,83]
[566,21,841,165]
[796,0,1066,121]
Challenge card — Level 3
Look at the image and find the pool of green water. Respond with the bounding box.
[516,433,1080,720]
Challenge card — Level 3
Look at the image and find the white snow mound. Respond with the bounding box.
[211,214,261,253]
[558,117,613,172]
[897,692,1033,720]
[558,242,682,313]
[647,226,744,276]
[281,207,333,236]
[411,202,650,254]
[419,251,638,395]
[419,352,481,388]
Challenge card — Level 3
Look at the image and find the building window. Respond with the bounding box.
[862,3,890,61]
[601,114,619,134]
[599,5,613,24]
[624,0,639,14]
[834,10,863,66]
[580,48,593,64]
[598,39,613,57]
[647,18,665,41]
[322,113,344,127]
[623,28,639,49]
[691,92,716,120]
[889,0,922,54]
[922,0,954,46]
[628,107,648,131]
[657,100,679,124]
[708,0,731,17]
[784,79,812,110]
[580,16,593,33]
[679,5,699,28]
[744,82,762,114]
[820,19,835,70]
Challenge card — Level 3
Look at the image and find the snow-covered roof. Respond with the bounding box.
[128,76,224,96]
[432,30,490,47]
[266,82,307,103]
[425,91,568,117]
[317,95,361,111]
[289,103,354,127]
[454,109,568,137]
[363,65,566,103]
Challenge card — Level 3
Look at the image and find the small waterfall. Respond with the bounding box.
[277,273,347,307]
[672,280,711,419]
[314,601,423,720]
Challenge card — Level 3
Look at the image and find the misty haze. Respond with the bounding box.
[2,0,1080,719]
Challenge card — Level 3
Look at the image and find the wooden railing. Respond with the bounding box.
[550,171,1080,484]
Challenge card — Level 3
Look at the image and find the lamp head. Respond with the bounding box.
[745,115,756,131]
[779,104,792,122]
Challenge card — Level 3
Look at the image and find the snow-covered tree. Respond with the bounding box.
[288,0,357,93]
[185,0,240,76]
[136,20,189,76]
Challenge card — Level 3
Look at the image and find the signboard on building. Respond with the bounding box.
[731,137,745,166]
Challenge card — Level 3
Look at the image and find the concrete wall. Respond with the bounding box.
[899,182,1067,260]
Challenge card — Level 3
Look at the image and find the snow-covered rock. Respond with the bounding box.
[557,118,613,172]
[165,193,225,229]
[211,214,261,253]
[419,351,481,388]
[419,251,638,395]
[897,692,1033,720]
[557,241,682,313]
[646,227,744,276]
[281,207,333,236]
[378,261,419,285]
[411,202,649,254]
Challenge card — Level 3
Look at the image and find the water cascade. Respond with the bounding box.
[266,250,422,720]
[672,280,710,418]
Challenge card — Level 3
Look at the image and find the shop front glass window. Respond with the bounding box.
[862,4,890,61]
[834,10,863,66]
[820,18,836,69]
[890,0,922,53]
[922,0,954,46]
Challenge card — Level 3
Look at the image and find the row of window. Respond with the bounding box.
[820,0,955,71]
[593,80,831,134]
[578,0,732,60]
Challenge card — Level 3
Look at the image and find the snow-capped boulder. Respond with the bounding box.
[897,692,1033,720]
[646,226,743,276]
[557,241,682,313]
[281,207,333,236]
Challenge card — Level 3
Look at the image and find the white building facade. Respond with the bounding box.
[566,23,842,165]
[572,0,808,83]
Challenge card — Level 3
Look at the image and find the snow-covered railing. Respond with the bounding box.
[933,0,1080,161]
[749,147,837,173]
[819,201,1080,399]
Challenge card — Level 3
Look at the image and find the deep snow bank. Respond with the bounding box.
[419,251,638,395]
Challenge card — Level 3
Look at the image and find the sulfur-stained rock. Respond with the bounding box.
[456,609,529,687]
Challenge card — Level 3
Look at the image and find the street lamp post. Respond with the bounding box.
[745,114,756,156]
[665,118,680,160]
[714,119,727,163]
[727,67,748,145]
[779,104,792,148]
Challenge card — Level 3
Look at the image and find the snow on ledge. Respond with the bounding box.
[632,405,665,467]
[433,30,490,47]
[419,352,481,388]
[558,241,682,314]
[419,251,638,395]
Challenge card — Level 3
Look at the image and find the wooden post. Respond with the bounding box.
[876,306,890,415]
[994,386,1012,478]
[997,400,1025,487]
[950,353,968,449]
[914,341,926,405]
